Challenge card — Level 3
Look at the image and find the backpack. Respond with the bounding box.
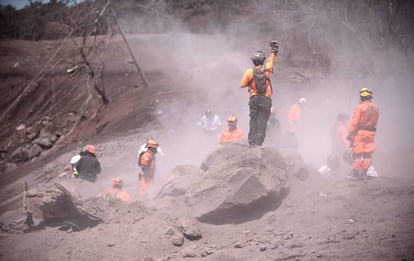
[250,66,270,95]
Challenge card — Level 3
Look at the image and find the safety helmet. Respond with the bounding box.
[298,97,306,105]
[227,115,238,125]
[85,145,96,155]
[359,87,373,99]
[112,177,123,187]
[251,50,265,65]
[146,139,159,149]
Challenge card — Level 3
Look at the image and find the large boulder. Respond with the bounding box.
[22,183,102,230]
[155,165,204,199]
[186,144,290,224]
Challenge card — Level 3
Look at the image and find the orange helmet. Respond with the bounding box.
[146,139,159,149]
[85,145,96,155]
[112,177,123,187]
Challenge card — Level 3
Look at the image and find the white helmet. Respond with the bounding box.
[298,97,307,105]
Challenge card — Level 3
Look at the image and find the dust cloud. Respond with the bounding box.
[109,0,414,185]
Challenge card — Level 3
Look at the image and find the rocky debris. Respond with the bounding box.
[180,218,202,240]
[10,183,102,231]
[185,144,291,224]
[3,116,62,167]
[165,226,185,247]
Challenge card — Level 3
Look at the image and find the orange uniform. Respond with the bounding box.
[349,100,379,175]
[105,188,131,202]
[335,121,349,148]
[240,53,276,97]
[287,103,302,133]
[220,127,245,144]
[139,150,156,197]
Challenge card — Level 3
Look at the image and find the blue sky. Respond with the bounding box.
[0,0,50,9]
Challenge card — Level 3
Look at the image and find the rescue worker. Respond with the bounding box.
[198,109,222,132]
[219,115,245,144]
[287,97,306,134]
[69,148,87,178]
[104,177,131,202]
[138,139,158,197]
[347,88,379,179]
[319,113,350,176]
[330,113,350,167]
[74,144,101,182]
[240,40,278,146]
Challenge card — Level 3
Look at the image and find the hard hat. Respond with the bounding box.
[227,115,238,123]
[359,87,373,98]
[112,177,123,187]
[298,97,306,105]
[146,139,159,149]
[251,50,266,65]
[85,145,96,155]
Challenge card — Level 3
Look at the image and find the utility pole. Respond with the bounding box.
[108,1,149,87]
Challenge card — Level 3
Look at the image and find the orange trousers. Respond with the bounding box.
[139,177,153,197]
[352,131,375,175]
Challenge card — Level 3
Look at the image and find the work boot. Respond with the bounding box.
[346,170,358,181]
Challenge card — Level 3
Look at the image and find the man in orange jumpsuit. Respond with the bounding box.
[325,113,350,172]
[287,97,306,134]
[347,88,379,179]
[104,177,131,202]
[240,40,278,146]
[138,139,158,197]
[219,115,245,144]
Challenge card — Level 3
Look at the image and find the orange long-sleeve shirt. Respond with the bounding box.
[220,127,245,144]
[139,150,156,178]
[287,103,302,133]
[336,121,349,147]
[349,100,379,135]
[105,188,131,202]
[240,53,276,97]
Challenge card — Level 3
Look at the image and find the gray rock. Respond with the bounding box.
[27,144,42,159]
[186,144,290,224]
[155,165,203,199]
[181,219,202,240]
[165,226,184,247]
[32,137,53,148]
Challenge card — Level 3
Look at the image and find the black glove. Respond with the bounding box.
[270,40,279,55]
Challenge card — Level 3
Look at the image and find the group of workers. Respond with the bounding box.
[68,41,380,203]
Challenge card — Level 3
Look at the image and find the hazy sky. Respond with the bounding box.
[0,0,49,9]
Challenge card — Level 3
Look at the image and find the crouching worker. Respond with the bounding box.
[104,177,131,202]
[138,139,158,197]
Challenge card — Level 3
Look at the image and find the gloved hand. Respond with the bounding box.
[270,40,279,55]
